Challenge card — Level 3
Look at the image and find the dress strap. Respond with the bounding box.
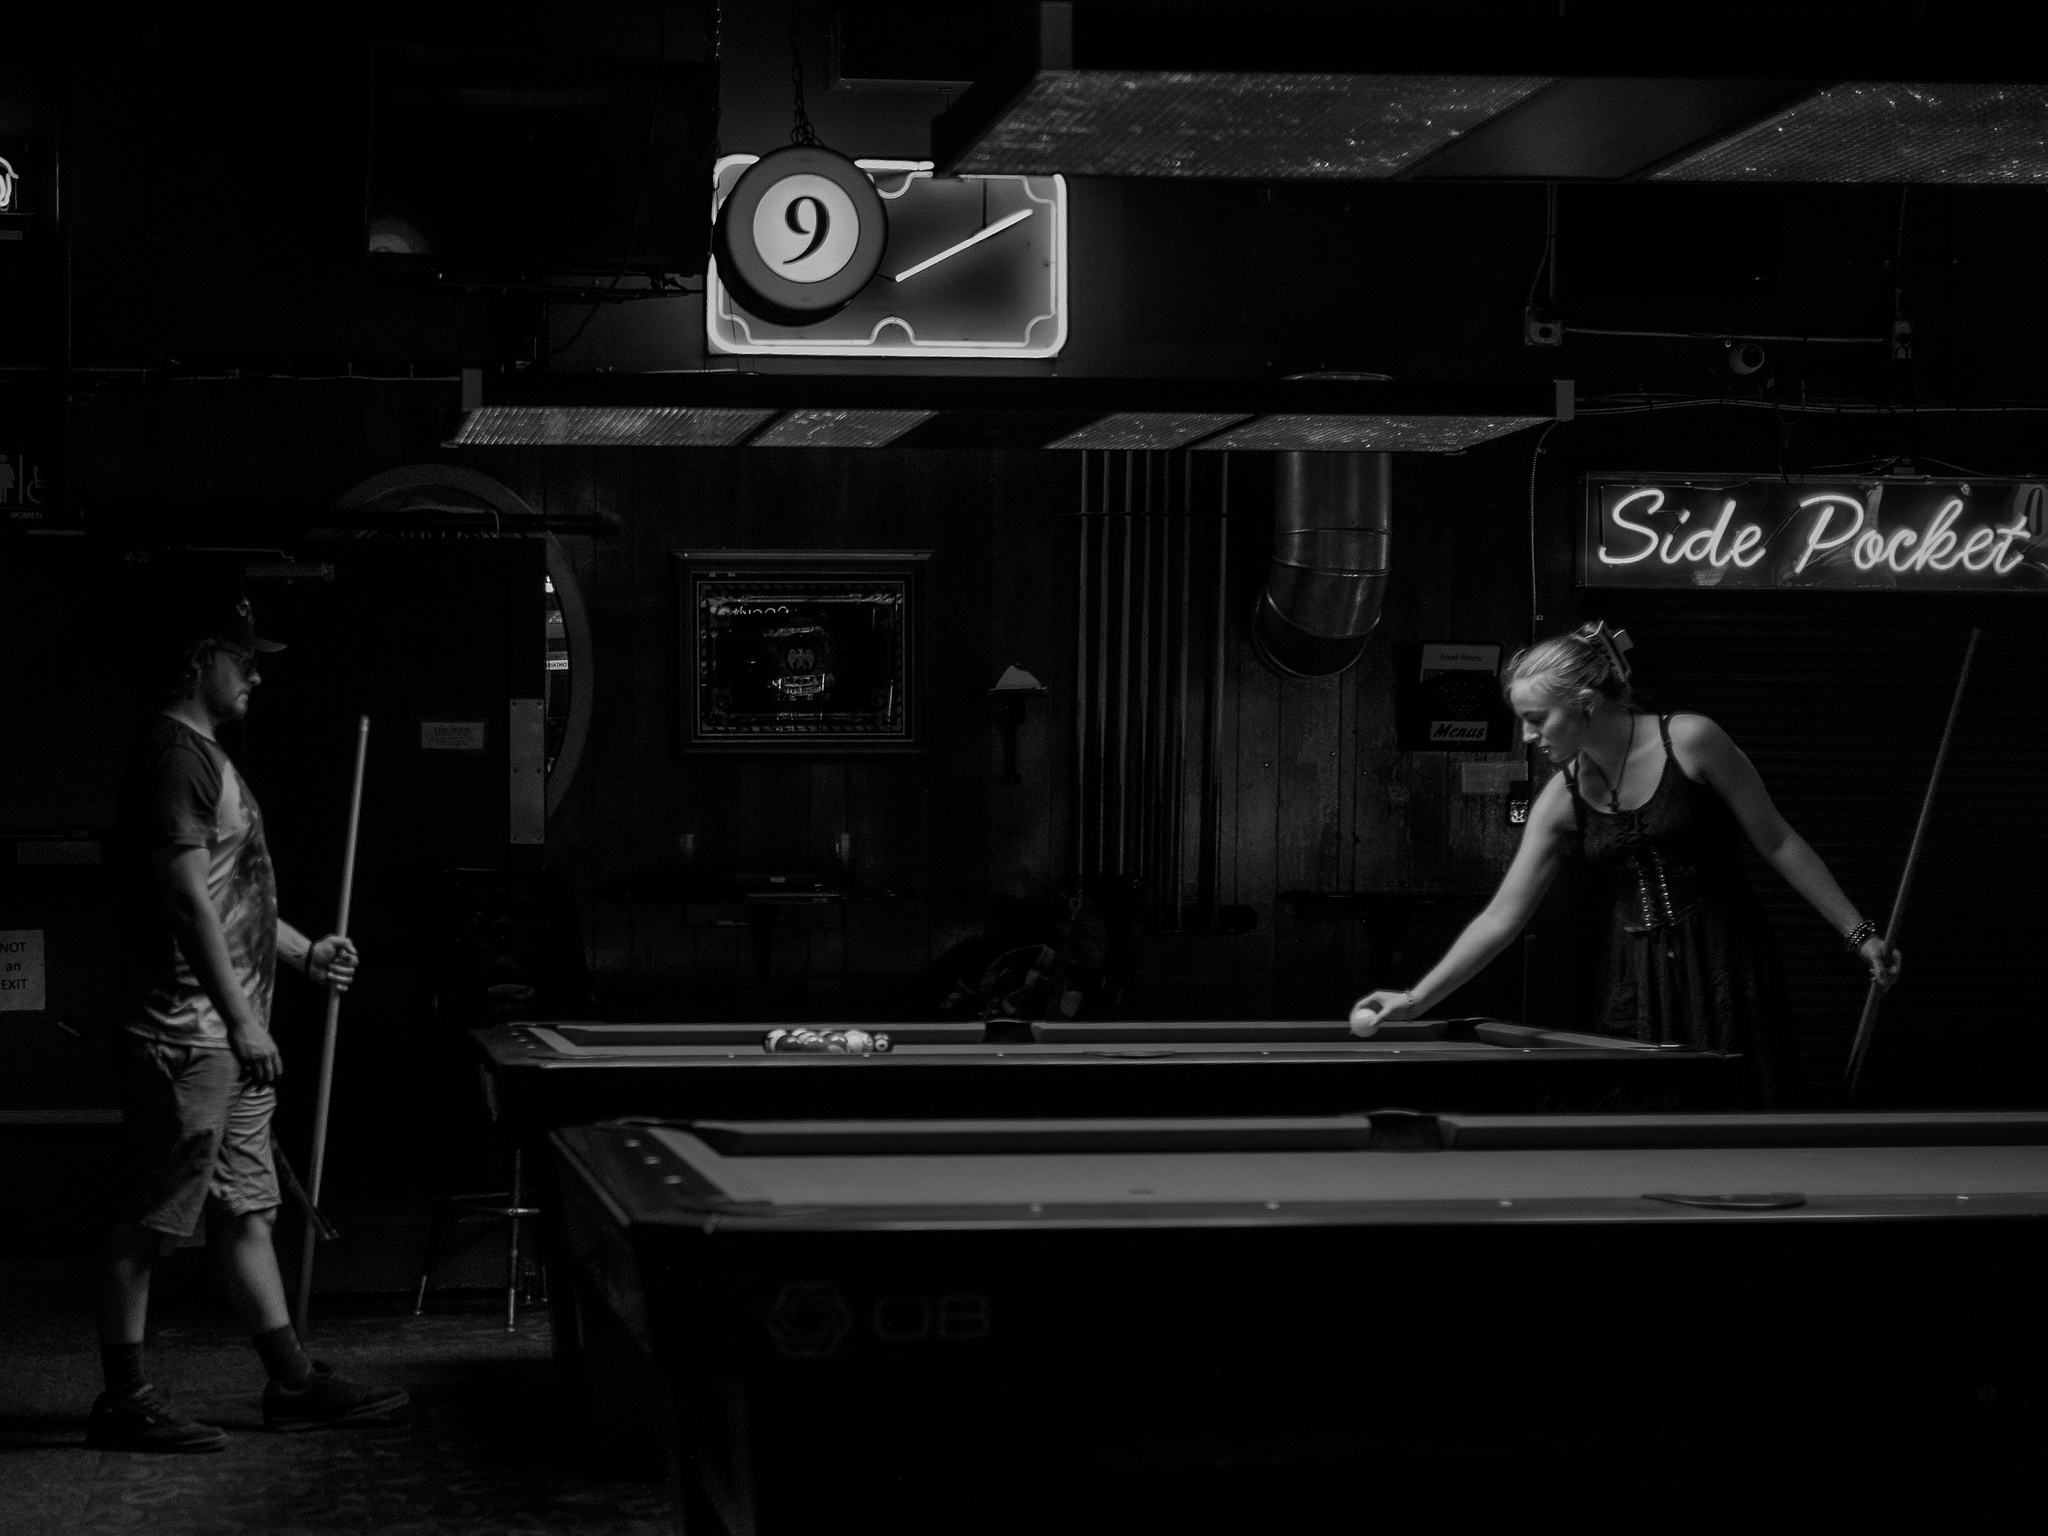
[1657,712,1692,784]
[1563,758,1587,834]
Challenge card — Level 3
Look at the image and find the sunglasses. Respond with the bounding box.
[215,646,262,678]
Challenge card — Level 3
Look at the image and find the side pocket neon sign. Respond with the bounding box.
[1583,475,2048,592]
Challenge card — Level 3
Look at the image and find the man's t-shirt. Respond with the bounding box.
[115,715,279,1047]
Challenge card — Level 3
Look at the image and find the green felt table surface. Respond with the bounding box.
[643,1127,2048,1209]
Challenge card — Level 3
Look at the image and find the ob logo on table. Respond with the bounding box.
[765,1281,854,1360]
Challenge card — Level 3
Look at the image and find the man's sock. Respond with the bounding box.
[99,1339,147,1396]
[251,1324,314,1389]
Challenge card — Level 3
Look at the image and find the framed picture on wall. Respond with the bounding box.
[675,550,930,752]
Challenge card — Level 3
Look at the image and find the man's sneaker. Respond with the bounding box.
[86,1384,229,1453]
[262,1362,409,1431]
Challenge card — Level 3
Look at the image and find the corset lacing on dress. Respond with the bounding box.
[1616,844,1708,937]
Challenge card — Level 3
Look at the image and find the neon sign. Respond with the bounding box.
[1583,475,2048,591]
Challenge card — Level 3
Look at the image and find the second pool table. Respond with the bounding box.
[554,1107,2048,1536]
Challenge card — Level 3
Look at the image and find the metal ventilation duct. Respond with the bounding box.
[1251,452,1390,682]
[948,72,1547,178]
[1653,82,2048,183]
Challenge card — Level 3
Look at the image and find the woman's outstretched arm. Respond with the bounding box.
[1351,771,1577,1029]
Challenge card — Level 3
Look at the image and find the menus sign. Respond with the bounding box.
[1392,642,1512,752]
[1582,475,2048,592]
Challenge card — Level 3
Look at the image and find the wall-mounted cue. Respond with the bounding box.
[1842,629,1979,1102]
[294,714,370,1332]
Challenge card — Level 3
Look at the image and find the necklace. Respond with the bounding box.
[1592,712,1638,813]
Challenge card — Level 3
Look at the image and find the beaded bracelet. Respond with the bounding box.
[1841,919,1880,955]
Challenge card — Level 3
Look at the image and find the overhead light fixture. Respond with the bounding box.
[447,372,1568,452]
[445,405,775,448]
[749,409,936,448]
[1194,415,1548,452]
[949,72,1548,178]
[1654,82,2048,183]
[1045,413,1252,450]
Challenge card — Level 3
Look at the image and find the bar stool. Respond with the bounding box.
[416,867,591,1331]
[413,1148,546,1331]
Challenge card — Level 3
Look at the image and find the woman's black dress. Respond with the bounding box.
[1564,714,1797,1106]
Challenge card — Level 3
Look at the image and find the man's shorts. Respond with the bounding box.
[109,1034,280,1237]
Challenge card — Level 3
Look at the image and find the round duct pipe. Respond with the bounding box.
[1250,451,1391,681]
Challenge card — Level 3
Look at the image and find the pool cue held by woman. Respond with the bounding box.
[1842,626,1980,1100]
[1350,623,1900,1107]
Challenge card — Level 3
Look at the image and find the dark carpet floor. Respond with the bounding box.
[0,1261,672,1536]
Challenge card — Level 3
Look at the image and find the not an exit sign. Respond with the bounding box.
[0,930,45,1011]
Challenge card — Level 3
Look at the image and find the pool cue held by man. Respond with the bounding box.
[294,712,370,1333]
[1350,622,1901,1107]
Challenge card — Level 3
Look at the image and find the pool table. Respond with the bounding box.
[552,1109,2048,1535]
[473,1017,1744,1143]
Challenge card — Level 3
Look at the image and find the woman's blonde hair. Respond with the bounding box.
[1502,622,1636,712]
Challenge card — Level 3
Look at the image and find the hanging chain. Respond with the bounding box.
[789,27,819,146]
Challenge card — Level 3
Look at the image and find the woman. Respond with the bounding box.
[1350,622,1901,1105]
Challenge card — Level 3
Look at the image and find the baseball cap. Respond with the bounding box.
[157,588,287,655]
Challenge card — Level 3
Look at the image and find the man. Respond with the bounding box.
[91,588,407,1452]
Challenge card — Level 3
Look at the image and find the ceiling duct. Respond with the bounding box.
[1251,452,1389,682]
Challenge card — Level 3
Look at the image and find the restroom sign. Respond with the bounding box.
[0,930,45,1011]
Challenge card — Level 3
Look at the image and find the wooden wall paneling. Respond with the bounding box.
[1228,620,1282,910]
[1072,465,1096,886]
[1347,641,1407,892]
[1273,677,1346,1018]
[1275,679,1345,894]
[1133,463,1156,890]
[1168,466,1196,918]
[1407,754,1454,894]
[1195,459,1231,918]
[1443,754,1519,892]
[1088,471,1111,879]
[1223,477,1281,1017]
[989,455,1078,901]
[810,762,850,982]
[1332,665,1373,1011]
[1112,477,1136,877]
[1335,653,1363,892]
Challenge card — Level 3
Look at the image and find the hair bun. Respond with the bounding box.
[1570,621,1635,682]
